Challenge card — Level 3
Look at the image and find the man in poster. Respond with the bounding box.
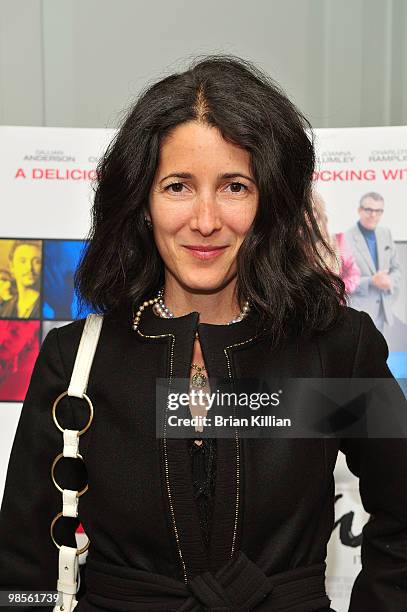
[0,239,42,319]
[345,192,401,333]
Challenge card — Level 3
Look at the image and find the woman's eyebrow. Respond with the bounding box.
[159,172,256,184]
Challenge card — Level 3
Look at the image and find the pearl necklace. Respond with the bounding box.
[132,286,251,334]
[153,287,250,326]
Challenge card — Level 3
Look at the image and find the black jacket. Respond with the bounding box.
[0,302,406,611]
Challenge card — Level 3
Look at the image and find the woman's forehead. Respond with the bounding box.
[157,122,252,174]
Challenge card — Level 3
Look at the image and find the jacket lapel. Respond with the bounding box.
[375,226,388,271]
[353,225,376,274]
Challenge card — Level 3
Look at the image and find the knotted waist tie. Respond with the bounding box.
[84,550,330,611]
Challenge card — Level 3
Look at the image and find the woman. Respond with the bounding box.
[0,55,406,612]
[0,269,16,313]
[311,192,361,294]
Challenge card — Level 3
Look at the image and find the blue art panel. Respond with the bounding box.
[387,353,407,403]
[42,240,93,319]
[388,352,407,379]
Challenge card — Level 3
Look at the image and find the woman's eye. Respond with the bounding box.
[227,182,248,193]
[164,181,248,194]
[165,182,185,193]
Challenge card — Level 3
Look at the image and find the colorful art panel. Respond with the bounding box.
[0,320,40,401]
[0,238,42,319]
[42,239,92,320]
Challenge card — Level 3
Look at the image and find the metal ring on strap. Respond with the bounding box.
[51,453,88,496]
[50,512,90,555]
[52,390,94,435]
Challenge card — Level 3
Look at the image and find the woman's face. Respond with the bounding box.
[0,276,12,300]
[148,121,259,293]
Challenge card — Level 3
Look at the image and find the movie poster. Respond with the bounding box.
[0,125,406,611]
[314,126,407,610]
[314,127,407,375]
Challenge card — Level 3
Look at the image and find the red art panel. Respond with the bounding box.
[0,320,40,401]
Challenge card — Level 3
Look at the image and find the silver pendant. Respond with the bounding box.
[191,372,207,388]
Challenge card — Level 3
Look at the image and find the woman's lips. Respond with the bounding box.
[183,246,227,260]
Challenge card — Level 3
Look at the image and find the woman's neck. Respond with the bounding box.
[162,279,243,324]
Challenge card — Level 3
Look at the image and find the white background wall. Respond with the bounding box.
[0,0,406,130]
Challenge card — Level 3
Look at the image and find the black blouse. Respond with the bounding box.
[188,437,217,549]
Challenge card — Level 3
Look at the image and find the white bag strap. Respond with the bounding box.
[68,314,104,398]
[53,313,104,612]
[54,546,79,611]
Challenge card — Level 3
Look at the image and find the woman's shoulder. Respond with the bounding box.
[313,305,388,377]
[47,309,132,362]
[52,310,119,342]
[51,317,87,344]
[300,305,362,350]
[327,304,365,335]
[319,304,374,336]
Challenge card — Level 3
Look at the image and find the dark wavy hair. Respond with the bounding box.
[75,53,345,347]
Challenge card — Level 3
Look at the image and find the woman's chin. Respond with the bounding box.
[176,275,232,294]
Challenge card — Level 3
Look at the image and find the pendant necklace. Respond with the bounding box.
[190,363,207,389]
[132,286,251,391]
[152,286,250,390]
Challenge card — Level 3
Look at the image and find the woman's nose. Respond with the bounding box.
[189,195,222,235]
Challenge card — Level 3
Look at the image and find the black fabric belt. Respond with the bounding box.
[82,550,331,611]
